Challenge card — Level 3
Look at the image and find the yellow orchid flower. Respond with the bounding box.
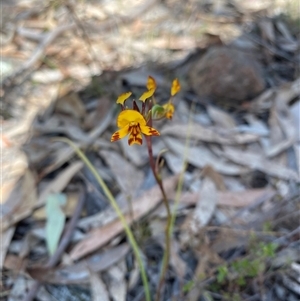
[162,103,175,119]
[171,78,180,96]
[116,92,132,105]
[139,88,155,102]
[146,76,157,91]
[111,109,160,145]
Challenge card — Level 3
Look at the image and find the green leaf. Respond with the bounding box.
[45,193,67,255]
[217,265,228,283]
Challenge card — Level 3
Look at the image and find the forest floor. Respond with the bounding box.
[1,0,300,300]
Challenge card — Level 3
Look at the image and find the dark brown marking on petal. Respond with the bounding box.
[111,132,120,141]
[149,128,160,136]
[128,137,134,145]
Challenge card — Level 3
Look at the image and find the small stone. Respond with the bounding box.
[188,46,265,106]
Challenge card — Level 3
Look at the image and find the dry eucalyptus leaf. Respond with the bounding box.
[201,165,226,191]
[266,100,297,158]
[211,229,249,253]
[27,244,130,284]
[2,169,37,231]
[222,147,299,181]
[37,161,83,207]
[107,264,126,301]
[55,91,86,120]
[290,100,300,142]
[33,191,79,220]
[89,270,110,301]
[70,175,178,260]
[207,105,236,129]
[259,19,276,43]
[189,177,217,232]
[0,227,15,269]
[162,123,259,145]
[100,150,144,196]
[179,187,275,208]
[164,137,248,175]
[45,193,66,255]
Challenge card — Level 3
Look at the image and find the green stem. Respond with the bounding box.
[55,138,151,301]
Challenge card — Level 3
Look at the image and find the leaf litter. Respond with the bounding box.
[2,1,300,300]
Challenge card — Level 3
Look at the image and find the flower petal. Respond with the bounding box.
[162,103,175,119]
[117,109,146,128]
[146,76,157,91]
[171,78,180,96]
[139,88,155,102]
[116,92,132,105]
[140,125,160,136]
[128,132,143,145]
[111,125,129,142]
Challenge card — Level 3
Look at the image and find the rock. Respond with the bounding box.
[188,46,265,106]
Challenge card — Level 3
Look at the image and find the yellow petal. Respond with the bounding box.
[140,125,160,136]
[162,103,175,119]
[171,78,180,96]
[111,125,129,142]
[116,92,132,104]
[128,132,143,145]
[146,76,157,91]
[117,109,146,128]
[139,88,155,102]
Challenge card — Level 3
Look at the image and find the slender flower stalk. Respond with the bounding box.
[111,76,181,300]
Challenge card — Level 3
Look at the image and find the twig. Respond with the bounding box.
[22,185,86,301]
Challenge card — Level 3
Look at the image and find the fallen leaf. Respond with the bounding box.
[27,244,130,284]
[211,229,249,253]
[89,270,110,301]
[190,177,217,231]
[107,264,126,301]
[217,188,276,207]
[201,165,226,191]
[251,77,300,113]
[179,187,275,208]
[55,91,86,119]
[37,160,83,207]
[0,227,15,269]
[290,100,300,142]
[4,254,25,273]
[70,175,178,261]
[207,105,236,129]
[222,147,299,181]
[2,169,37,231]
[162,123,259,145]
[266,98,297,158]
[164,137,248,175]
[33,191,80,220]
[259,19,275,43]
[100,150,144,197]
[45,193,67,255]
